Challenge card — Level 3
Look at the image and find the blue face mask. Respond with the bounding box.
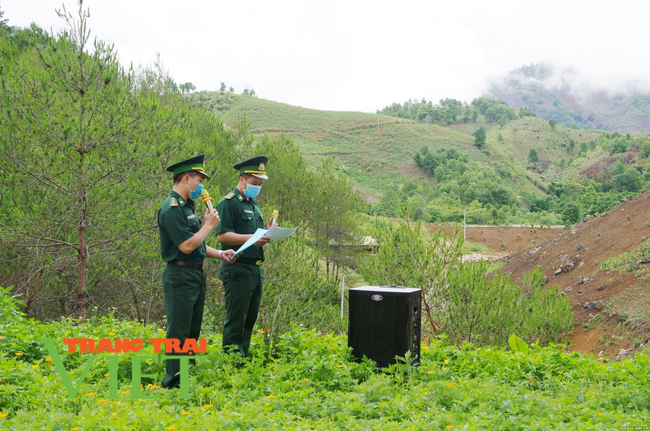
[188,177,204,200]
[243,182,261,199]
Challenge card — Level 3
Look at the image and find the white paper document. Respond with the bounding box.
[265,226,298,240]
[232,226,298,257]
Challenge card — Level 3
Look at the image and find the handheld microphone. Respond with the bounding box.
[200,189,214,211]
[269,209,279,226]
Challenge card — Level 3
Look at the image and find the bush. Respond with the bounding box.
[0,290,647,429]
[356,214,573,347]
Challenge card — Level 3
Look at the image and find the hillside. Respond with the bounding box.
[452,116,603,184]
[185,92,643,228]
[487,63,650,133]
[498,189,650,357]
[201,93,480,191]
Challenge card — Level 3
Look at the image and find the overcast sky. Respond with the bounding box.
[3,0,650,112]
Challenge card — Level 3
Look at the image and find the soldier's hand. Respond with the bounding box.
[254,235,271,247]
[220,249,236,263]
[204,207,220,229]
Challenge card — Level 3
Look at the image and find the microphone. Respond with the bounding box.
[200,189,214,211]
[269,209,278,226]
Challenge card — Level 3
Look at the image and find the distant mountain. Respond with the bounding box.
[486,63,650,134]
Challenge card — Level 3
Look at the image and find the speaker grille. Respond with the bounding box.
[348,286,421,368]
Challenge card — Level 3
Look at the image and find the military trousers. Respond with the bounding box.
[161,264,206,388]
[220,261,263,357]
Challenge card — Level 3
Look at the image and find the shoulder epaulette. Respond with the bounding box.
[170,197,178,207]
[225,192,236,200]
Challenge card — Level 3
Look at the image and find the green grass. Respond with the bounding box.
[1,288,649,430]
[214,94,481,189]
[462,241,493,254]
[189,93,610,198]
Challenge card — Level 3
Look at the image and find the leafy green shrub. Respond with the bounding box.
[0,290,648,430]
[357,214,572,347]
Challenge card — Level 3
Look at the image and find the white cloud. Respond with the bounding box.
[3,0,650,112]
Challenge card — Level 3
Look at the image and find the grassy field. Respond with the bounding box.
[190,93,607,199]
[1,292,649,430]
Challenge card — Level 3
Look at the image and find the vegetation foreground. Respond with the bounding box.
[1,292,648,430]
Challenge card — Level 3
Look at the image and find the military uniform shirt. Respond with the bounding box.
[158,190,206,263]
[215,188,265,261]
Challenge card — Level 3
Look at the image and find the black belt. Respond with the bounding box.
[169,260,204,270]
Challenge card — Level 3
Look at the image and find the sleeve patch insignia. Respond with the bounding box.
[170,197,178,207]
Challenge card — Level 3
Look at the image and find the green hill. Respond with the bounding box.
[186,92,649,225]
[193,93,477,190]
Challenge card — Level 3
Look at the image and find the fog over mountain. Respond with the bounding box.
[486,63,650,133]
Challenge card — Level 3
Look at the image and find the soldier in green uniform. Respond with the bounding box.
[158,154,235,388]
[215,156,277,357]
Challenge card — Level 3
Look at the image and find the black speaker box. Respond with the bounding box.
[348,286,421,368]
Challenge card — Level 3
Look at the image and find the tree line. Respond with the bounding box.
[377,97,536,126]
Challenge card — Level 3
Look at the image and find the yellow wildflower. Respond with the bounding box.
[108,332,115,336]
[530,378,535,383]
[14,352,23,356]
[203,404,213,409]
[266,395,276,399]
[337,365,344,368]
[444,359,449,365]
[265,402,270,406]
[45,357,52,362]
[147,384,161,389]
[258,330,266,334]
[181,412,190,416]
[86,392,97,397]
[598,413,604,417]
[427,371,434,375]
[265,328,271,333]
[446,426,454,429]
[157,328,164,331]
[301,378,309,383]
[0,412,8,418]
[536,356,542,360]
[71,427,80,431]
[104,373,109,377]
[165,427,177,430]
[446,382,454,387]
[556,370,563,374]
[97,399,108,403]
[422,345,428,350]
[31,365,39,368]
[121,390,129,395]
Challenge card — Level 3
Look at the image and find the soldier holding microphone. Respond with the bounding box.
[157,154,235,389]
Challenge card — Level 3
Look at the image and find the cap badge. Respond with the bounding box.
[259,162,265,171]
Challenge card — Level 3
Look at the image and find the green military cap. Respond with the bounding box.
[166,154,211,179]
[233,155,268,180]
